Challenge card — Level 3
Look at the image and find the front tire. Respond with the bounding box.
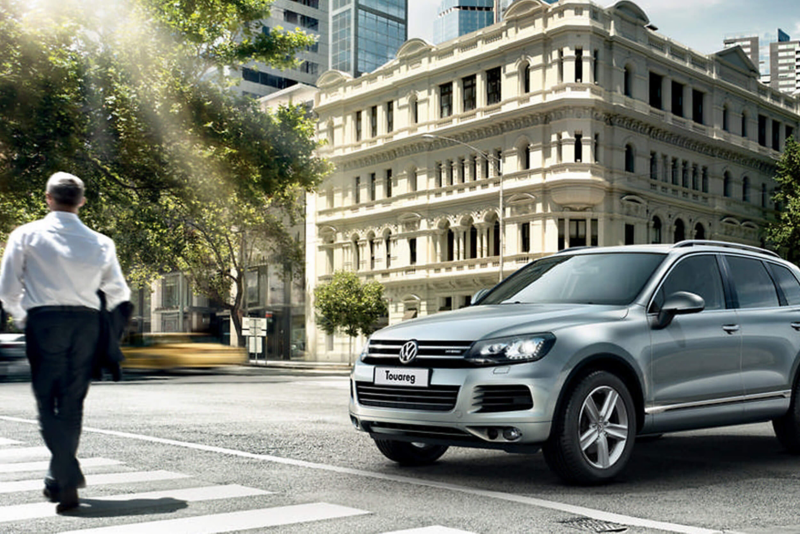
[374,439,449,466]
[543,370,636,484]
[773,376,800,454]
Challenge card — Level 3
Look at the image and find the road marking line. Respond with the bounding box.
[0,415,720,534]
[0,457,121,473]
[0,445,50,460]
[0,438,23,445]
[0,470,190,494]
[384,527,476,534]
[57,502,370,534]
[0,484,269,523]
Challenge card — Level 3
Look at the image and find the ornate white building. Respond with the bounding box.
[307,0,800,362]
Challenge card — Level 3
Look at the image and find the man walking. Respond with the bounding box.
[0,172,130,513]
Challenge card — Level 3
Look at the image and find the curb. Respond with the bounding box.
[246,360,353,372]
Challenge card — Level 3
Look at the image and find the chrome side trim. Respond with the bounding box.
[646,390,792,415]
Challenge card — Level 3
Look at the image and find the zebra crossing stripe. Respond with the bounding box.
[0,470,190,494]
[0,484,269,523]
[0,445,50,460]
[0,438,23,445]
[384,527,477,534]
[58,502,370,534]
[0,457,121,473]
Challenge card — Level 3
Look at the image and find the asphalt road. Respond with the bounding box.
[1,367,799,534]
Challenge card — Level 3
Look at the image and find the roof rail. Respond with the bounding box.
[553,246,594,255]
[672,240,780,258]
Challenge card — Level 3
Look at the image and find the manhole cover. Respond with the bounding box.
[561,517,629,533]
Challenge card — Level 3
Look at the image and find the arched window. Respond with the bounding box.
[518,140,531,170]
[722,105,729,132]
[409,94,419,125]
[446,228,455,262]
[384,231,392,268]
[368,234,376,270]
[623,65,632,97]
[652,217,662,244]
[742,176,750,202]
[625,144,635,173]
[674,219,685,243]
[694,223,705,240]
[522,62,531,94]
[469,225,478,259]
[723,172,732,197]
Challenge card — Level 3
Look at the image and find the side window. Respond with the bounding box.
[769,264,800,306]
[651,255,725,312]
[725,256,780,309]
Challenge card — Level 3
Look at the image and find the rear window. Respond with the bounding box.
[726,256,780,309]
[769,264,800,306]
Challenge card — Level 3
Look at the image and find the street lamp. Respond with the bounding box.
[422,133,505,282]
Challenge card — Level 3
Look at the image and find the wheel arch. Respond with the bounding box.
[551,353,646,436]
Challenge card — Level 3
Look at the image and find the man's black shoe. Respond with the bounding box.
[55,488,79,514]
[42,485,59,503]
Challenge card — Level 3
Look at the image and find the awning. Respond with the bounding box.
[402,309,418,320]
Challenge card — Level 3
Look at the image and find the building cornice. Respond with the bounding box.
[332,105,777,175]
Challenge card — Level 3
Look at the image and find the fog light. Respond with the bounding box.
[487,427,499,440]
[503,427,522,441]
[350,416,361,430]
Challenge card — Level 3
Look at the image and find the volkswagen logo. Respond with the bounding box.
[398,340,419,364]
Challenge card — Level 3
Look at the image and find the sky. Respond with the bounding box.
[407,0,800,61]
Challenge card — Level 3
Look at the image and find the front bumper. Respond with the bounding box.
[349,361,556,450]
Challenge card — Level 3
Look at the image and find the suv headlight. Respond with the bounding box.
[465,333,556,366]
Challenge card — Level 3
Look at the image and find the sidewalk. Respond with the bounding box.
[247,359,353,373]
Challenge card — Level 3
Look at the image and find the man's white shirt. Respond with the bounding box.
[0,211,130,327]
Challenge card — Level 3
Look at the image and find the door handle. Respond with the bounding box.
[791,323,800,331]
[722,324,740,334]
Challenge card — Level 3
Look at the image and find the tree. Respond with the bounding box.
[314,271,388,363]
[767,138,800,264]
[0,0,331,343]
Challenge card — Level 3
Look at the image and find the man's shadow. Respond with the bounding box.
[60,497,187,517]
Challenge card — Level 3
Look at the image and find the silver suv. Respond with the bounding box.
[349,241,800,484]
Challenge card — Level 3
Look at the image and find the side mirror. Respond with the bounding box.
[471,288,489,305]
[653,291,705,329]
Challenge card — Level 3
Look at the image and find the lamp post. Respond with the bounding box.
[422,133,505,282]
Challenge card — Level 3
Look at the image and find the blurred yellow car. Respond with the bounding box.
[121,333,247,371]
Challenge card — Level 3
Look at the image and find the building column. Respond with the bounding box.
[476,71,486,108]
[663,76,672,114]
[454,77,463,115]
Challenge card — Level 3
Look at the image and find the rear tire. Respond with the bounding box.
[543,370,636,485]
[773,377,800,454]
[374,439,449,466]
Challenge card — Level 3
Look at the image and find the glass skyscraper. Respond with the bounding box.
[330,0,408,77]
[434,0,494,45]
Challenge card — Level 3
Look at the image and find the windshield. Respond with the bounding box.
[480,253,666,306]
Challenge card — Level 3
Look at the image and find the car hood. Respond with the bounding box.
[374,303,629,341]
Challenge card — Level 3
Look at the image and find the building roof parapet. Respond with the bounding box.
[315,0,798,115]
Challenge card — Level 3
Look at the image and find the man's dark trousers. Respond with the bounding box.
[26,307,99,492]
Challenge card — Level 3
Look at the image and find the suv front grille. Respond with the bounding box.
[355,382,460,411]
[473,385,533,413]
[362,339,474,368]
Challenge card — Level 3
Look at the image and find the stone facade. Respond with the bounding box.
[308,0,800,362]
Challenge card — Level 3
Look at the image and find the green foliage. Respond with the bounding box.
[767,138,800,264]
[0,0,331,341]
[314,271,388,339]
